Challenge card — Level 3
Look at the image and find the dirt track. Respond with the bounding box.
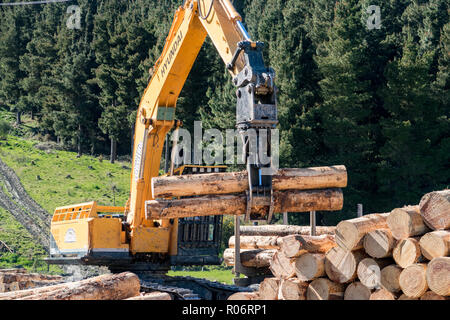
[0,158,50,250]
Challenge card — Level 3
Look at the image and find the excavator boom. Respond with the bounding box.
[47,0,278,272]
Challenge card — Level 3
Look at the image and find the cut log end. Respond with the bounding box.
[399,264,428,299]
[307,278,345,300]
[387,206,429,240]
[380,264,402,293]
[426,257,450,296]
[419,190,450,230]
[392,237,421,268]
[419,230,450,260]
[344,282,372,300]
[363,229,395,258]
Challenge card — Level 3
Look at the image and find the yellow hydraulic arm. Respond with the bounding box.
[126,0,278,249]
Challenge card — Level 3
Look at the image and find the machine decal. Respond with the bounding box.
[133,142,143,181]
[64,228,77,243]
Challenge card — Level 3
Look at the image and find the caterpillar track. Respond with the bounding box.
[137,273,255,300]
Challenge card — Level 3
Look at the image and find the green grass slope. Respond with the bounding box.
[0,132,236,283]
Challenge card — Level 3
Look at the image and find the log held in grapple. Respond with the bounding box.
[145,188,344,220]
[151,165,347,198]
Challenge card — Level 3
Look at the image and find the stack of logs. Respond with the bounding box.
[227,189,450,300]
[0,271,171,300]
[0,268,64,293]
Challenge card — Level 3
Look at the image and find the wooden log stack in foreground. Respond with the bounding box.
[0,271,172,300]
[228,189,450,300]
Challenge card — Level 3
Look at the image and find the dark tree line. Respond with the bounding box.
[0,0,448,223]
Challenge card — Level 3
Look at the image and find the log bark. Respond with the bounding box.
[269,251,296,279]
[398,294,418,300]
[239,225,335,237]
[223,248,276,268]
[258,278,280,300]
[369,288,397,300]
[0,273,63,284]
[227,292,260,300]
[13,272,140,300]
[294,253,326,281]
[387,205,430,240]
[420,291,449,300]
[419,189,450,230]
[325,248,368,284]
[380,264,402,293]
[392,237,422,268]
[228,236,282,250]
[125,292,172,300]
[335,213,390,251]
[146,188,344,220]
[363,229,396,258]
[279,278,308,300]
[344,282,372,300]
[280,234,336,258]
[419,230,450,260]
[151,165,347,198]
[0,281,72,300]
[356,258,392,290]
[307,278,345,300]
[426,257,450,296]
[399,264,428,298]
[0,269,27,274]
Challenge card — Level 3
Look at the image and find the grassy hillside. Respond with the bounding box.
[0,118,236,283]
[0,137,132,214]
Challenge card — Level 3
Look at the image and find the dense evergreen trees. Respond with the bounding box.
[0,0,448,222]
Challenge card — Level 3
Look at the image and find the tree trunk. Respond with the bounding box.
[392,237,422,268]
[426,257,450,296]
[380,264,402,293]
[110,137,117,164]
[146,188,343,220]
[258,278,280,300]
[399,264,428,298]
[16,111,21,125]
[223,248,276,268]
[77,124,82,158]
[239,225,335,237]
[363,228,396,258]
[419,189,450,230]
[387,205,430,239]
[369,288,397,300]
[269,250,296,279]
[419,230,450,260]
[8,272,140,301]
[151,165,347,198]
[280,234,336,258]
[344,282,372,300]
[335,213,390,251]
[307,278,345,300]
[228,236,282,250]
[325,248,368,284]
[293,253,326,281]
[279,278,308,300]
[356,258,392,289]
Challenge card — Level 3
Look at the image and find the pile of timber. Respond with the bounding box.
[0,271,172,300]
[227,189,450,300]
[0,268,64,293]
[146,165,347,219]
